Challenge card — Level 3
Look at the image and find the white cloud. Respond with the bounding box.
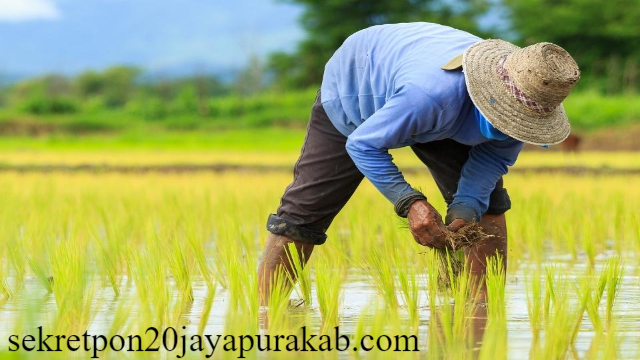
[0,0,60,22]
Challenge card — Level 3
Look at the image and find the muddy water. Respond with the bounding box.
[0,259,639,358]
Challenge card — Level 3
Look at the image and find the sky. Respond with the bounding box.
[0,0,304,77]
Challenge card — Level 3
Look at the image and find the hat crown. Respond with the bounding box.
[503,42,580,109]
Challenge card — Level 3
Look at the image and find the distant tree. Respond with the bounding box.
[77,71,106,98]
[75,66,140,107]
[101,66,140,107]
[130,74,229,118]
[12,75,77,114]
[503,0,640,91]
[236,55,266,97]
[269,0,491,88]
[14,74,73,98]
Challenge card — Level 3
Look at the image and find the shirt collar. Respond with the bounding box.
[474,106,510,141]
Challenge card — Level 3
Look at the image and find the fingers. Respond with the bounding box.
[407,200,451,249]
[412,218,448,249]
[447,218,468,232]
[426,223,448,248]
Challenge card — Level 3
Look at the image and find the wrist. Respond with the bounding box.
[445,204,479,224]
[394,190,427,218]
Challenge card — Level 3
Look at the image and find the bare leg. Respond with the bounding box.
[257,233,315,306]
[464,214,507,300]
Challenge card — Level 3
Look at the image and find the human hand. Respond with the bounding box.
[407,200,449,249]
[447,218,469,232]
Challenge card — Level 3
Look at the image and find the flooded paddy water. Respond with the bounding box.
[0,166,637,359]
[1,259,639,358]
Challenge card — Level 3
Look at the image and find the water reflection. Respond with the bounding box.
[0,263,639,358]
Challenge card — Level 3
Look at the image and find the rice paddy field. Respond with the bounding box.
[0,149,638,359]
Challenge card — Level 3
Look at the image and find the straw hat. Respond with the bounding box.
[461,40,580,145]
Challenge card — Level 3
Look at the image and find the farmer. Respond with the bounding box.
[258,22,580,302]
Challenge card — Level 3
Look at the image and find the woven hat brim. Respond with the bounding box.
[462,40,570,145]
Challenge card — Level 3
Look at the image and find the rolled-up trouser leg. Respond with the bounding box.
[267,91,364,245]
[260,91,363,305]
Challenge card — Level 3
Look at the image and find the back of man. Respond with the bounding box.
[321,23,480,140]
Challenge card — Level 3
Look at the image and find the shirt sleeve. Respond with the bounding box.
[345,83,444,212]
[448,138,524,222]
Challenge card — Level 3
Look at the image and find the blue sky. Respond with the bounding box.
[0,0,304,77]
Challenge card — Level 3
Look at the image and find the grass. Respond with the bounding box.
[314,252,346,333]
[0,88,639,138]
[286,242,312,306]
[478,256,507,360]
[0,155,637,358]
[563,90,640,130]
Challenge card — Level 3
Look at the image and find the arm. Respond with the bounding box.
[448,138,524,223]
[344,83,443,215]
[346,84,455,248]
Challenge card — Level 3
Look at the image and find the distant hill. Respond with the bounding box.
[0,73,28,85]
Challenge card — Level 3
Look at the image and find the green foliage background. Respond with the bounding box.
[0,0,639,139]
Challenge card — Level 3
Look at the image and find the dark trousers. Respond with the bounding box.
[267,92,510,245]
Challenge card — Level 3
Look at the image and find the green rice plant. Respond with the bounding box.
[286,242,312,306]
[168,292,194,330]
[533,267,589,360]
[423,248,440,313]
[91,222,125,297]
[557,220,578,261]
[26,234,53,293]
[612,198,626,253]
[604,256,624,327]
[525,266,543,346]
[361,245,398,308]
[219,235,258,320]
[575,256,624,340]
[126,242,171,327]
[434,261,480,359]
[185,225,214,288]
[0,249,12,300]
[434,299,464,358]
[93,202,136,296]
[165,236,194,302]
[314,252,346,333]
[514,195,550,264]
[225,255,259,336]
[581,265,608,332]
[355,301,410,359]
[583,223,597,268]
[4,230,27,295]
[485,254,506,321]
[543,265,558,322]
[50,238,97,334]
[265,265,293,333]
[478,311,507,360]
[540,294,586,359]
[420,248,442,358]
[395,261,420,329]
[0,156,637,358]
[603,320,623,359]
[353,303,372,359]
[108,296,134,339]
[631,212,640,255]
[198,287,216,336]
[479,257,507,360]
[585,313,625,359]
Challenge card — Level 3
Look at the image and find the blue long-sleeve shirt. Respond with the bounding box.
[320,23,524,221]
